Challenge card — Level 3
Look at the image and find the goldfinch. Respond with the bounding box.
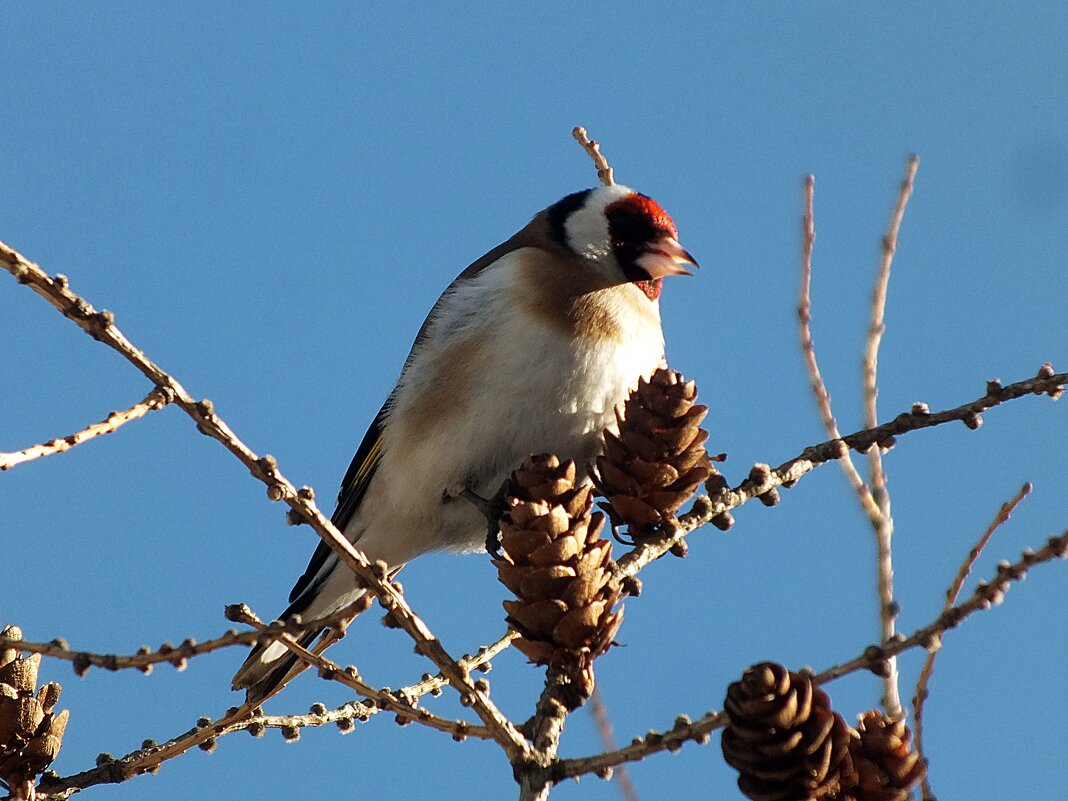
[232,184,698,698]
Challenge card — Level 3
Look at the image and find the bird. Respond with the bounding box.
[232,183,699,699]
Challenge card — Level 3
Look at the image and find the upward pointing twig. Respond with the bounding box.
[912,481,1032,801]
[797,174,883,523]
[798,159,922,720]
[863,154,920,720]
[572,127,616,186]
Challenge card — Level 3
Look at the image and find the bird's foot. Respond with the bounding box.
[453,479,512,558]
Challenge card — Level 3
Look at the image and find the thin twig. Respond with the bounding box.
[797,173,882,522]
[572,127,615,187]
[810,529,1068,685]
[0,388,172,471]
[560,527,1068,779]
[39,632,343,799]
[614,363,1063,577]
[240,632,515,739]
[862,154,920,719]
[0,239,531,762]
[588,687,641,801]
[226,604,489,740]
[38,631,516,799]
[864,155,921,440]
[0,606,356,676]
[913,481,1032,800]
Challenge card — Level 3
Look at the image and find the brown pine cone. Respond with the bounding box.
[494,455,623,702]
[722,662,853,801]
[840,711,925,801]
[0,626,69,801]
[595,368,711,530]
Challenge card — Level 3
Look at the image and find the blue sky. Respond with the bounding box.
[2,3,1066,800]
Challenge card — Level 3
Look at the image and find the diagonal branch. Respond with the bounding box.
[0,388,172,471]
[38,630,347,800]
[0,239,530,761]
[912,481,1031,800]
[588,687,641,801]
[615,364,1064,577]
[560,526,1068,779]
[225,604,489,740]
[37,631,516,799]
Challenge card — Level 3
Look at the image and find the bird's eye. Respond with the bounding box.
[607,206,663,248]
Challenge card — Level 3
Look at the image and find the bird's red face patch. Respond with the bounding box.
[605,194,678,241]
[604,193,680,294]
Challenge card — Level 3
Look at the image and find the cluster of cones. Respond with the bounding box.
[1,626,68,801]
[493,368,713,701]
[722,662,925,801]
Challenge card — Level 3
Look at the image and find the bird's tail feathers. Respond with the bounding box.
[231,626,324,702]
[231,574,360,701]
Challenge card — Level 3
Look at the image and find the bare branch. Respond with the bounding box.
[588,688,642,801]
[615,364,1063,577]
[861,154,920,719]
[912,481,1032,800]
[0,388,171,471]
[812,528,1068,686]
[225,604,489,740]
[38,700,258,799]
[0,239,530,761]
[240,630,515,738]
[572,127,615,187]
[0,606,358,676]
[864,155,921,440]
[559,709,722,780]
[37,631,516,799]
[561,527,1068,779]
[797,174,881,522]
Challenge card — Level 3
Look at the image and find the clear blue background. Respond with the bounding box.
[3,4,1067,800]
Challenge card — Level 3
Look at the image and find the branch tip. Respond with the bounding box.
[572,126,616,187]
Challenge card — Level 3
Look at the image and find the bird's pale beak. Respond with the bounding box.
[635,236,700,279]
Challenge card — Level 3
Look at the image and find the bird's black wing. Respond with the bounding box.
[287,401,389,604]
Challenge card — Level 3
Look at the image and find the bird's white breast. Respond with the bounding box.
[352,249,665,562]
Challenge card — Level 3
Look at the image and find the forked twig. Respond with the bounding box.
[798,159,921,719]
[912,481,1032,800]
